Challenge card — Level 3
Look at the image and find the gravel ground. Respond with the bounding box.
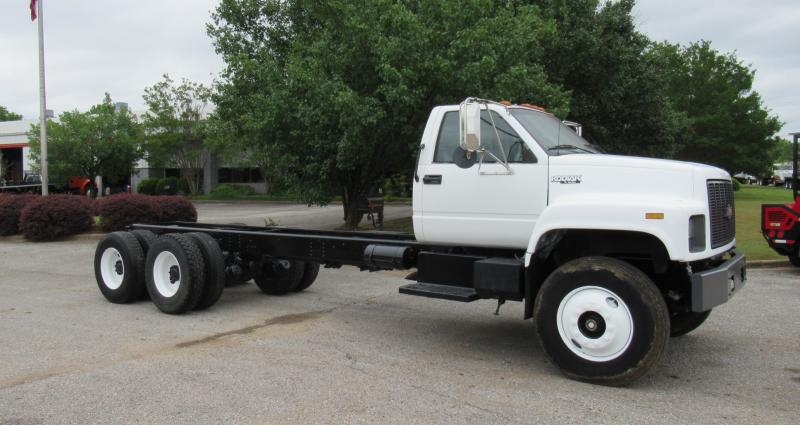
[0,238,798,425]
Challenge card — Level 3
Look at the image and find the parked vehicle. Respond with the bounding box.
[762,133,800,266]
[0,173,55,194]
[733,172,757,184]
[772,162,794,188]
[94,98,746,386]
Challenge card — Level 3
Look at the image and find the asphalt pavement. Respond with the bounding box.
[0,237,798,424]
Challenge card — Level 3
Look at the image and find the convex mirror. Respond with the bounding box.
[459,99,481,152]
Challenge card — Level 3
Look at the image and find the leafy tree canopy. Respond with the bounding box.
[648,40,782,175]
[209,0,784,226]
[28,94,143,186]
[142,74,212,194]
[0,106,22,122]
[209,0,572,226]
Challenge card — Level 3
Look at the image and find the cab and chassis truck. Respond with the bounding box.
[94,98,746,386]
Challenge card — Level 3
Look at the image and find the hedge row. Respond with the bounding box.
[0,193,197,240]
[0,194,38,236]
[20,195,95,241]
[96,194,196,232]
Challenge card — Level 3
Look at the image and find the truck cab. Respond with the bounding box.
[414,100,739,265]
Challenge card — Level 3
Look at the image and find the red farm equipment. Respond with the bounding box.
[761,132,800,266]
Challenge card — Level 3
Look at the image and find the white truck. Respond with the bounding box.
[94,98,746,386]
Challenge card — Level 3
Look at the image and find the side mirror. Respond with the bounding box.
[459,99,481,152]
[562,120,582,137]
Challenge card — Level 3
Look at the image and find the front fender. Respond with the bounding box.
[524,195,706,267]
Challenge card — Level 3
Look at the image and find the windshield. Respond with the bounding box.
[509,108,600,155]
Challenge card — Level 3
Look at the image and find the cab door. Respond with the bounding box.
[417,107,548,249]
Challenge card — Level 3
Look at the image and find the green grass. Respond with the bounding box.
[351,185,793,261]
[734,184,794,261]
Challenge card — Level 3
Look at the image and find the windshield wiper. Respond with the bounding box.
[547,144,594,154]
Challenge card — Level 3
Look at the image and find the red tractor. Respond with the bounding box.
[762,132,800,266]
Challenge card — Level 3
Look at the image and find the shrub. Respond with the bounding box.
[96,193,162,232]
[19,195,94,241]
[158,196,197,222]
[210,183,255,199]
[732,178,741,191]
[156,177,191,195]
[155,177,179,195]
[0,194,38,236]
[137,178,158,195]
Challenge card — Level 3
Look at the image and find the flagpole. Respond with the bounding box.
[36,0,48,196]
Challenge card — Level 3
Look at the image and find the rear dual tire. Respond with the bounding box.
[94,231,146,304]
[186,232,226,311]
[254,259,320,294]
[145,233,207,315]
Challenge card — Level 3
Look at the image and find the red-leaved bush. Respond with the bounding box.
[158,196,197,222]
[96,193,162,232]
[0,194,38,236]
[19,195,94,241]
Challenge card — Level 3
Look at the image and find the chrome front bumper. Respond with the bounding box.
[690,250,747,312]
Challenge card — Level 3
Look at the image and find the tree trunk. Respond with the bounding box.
[342,186,364,229]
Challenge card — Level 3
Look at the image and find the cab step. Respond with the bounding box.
[399,282,478,302]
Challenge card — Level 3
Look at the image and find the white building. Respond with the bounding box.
[0,119,37,184]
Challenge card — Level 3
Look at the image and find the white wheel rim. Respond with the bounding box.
[100,247,124,290]
[153,251,181,298]
[556,286,633,362]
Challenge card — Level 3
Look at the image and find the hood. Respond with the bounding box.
[548,154,730,204]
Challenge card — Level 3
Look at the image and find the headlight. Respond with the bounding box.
[689,215,706,253]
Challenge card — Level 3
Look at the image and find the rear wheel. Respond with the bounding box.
[94,231,146,304]
[131,229,158,300]
[294,262,320,292]
[131,229,157,253]
[186,232,226,310]
[254,259,305,295]
[534,256,669,386]
[789,253,800,267]
[145,233,206,314]
[670,310,711,337]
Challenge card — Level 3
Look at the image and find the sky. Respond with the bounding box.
[1,0,798,138]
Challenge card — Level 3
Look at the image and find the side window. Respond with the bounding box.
[433,112,460,163]
[432,110,536,164]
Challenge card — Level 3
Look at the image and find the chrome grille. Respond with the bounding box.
[707,180,735,248]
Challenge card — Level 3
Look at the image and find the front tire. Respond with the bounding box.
[670,310,711,337]
[534,256,669,386]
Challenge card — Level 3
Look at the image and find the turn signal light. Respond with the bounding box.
[645,213,664,220]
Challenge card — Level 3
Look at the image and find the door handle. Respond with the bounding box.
[423,174,442,185]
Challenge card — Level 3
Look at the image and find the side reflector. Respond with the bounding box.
[645,213,664,220]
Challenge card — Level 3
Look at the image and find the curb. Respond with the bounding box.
[747,259,793,269]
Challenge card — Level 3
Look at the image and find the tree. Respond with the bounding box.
[773,138,795,164]
[28,94,144,187]
[209,0,570,227]
[648,41,782,175]
[142,75,212,195]
[534,0,686,157]
[0,106,22,122]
